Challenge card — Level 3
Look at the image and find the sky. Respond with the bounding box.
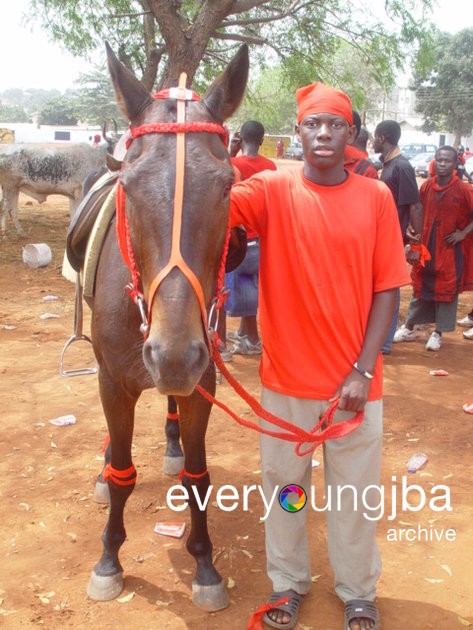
[0,0,471,93]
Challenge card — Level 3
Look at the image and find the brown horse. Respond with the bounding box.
[85,43,249,611]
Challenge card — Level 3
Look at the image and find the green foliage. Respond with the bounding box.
[0,103,31,123]
[38,96,78,125]
[231,65,296,134]
[412,28,473,137]
[71,69,128,128]
[28,0,434,98]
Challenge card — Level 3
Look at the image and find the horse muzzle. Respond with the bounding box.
[142,333,210,396]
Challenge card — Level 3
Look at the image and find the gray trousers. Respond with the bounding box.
[259,387,383,602]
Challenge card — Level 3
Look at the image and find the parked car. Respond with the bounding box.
[410,151,435,178]
[400,143,437,160]
[283,141,303,160]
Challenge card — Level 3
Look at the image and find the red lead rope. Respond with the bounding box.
[196,333,364,456]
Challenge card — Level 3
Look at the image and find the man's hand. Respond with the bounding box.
[333,371,370,412]
[445,229,465,246]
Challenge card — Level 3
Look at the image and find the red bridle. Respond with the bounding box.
[115,73,230,342]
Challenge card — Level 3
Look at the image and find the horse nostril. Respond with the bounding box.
[191,339,209,371]
[143,338,160,371]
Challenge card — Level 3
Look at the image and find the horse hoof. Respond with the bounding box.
[192,580,229,611]
[87,570,123,601]
[93,480,110,504]
[162,455,185,476]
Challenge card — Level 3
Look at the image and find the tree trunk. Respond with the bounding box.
[149,0,236,88]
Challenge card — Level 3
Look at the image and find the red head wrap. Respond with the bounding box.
[296,82,353,125]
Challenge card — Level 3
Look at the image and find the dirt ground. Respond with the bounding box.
[1,185,473,630]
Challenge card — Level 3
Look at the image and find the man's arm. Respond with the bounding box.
[444,217,473,245]
[407,200,423,241]
[336,289,398,412]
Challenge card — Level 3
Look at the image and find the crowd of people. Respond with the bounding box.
[223,83,473,630]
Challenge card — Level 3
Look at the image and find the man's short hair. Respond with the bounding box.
[436,145,457,161]
[240,120,265,144]
[374,120,401,145]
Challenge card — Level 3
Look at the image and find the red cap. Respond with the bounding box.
[296,82,353,125]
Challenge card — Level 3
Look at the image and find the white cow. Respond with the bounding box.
[0,143,108,235]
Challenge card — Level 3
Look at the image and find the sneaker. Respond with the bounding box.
[425,331,442,351]
[463,400,473,414]
[393,324,416,343]
[219,348,233,362]
[227,330,244,342]
[463,327,473,340]
[457,315,473,327]
[231,336,262,355]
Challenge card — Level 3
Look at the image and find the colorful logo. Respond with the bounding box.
[278,484,307,513]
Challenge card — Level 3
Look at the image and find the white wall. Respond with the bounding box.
[0,122,103,144]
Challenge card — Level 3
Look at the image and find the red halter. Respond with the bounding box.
[115,74,230,340]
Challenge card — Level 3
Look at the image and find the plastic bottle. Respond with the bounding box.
[407,452,428,473]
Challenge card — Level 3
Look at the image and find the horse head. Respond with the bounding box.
[106,43,249,396]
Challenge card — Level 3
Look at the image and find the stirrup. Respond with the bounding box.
[59,273,97,377]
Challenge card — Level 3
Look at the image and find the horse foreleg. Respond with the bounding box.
[176,366,229,612]
[93,435,112,504]
[87,376,137,601]
[163,395,185,475]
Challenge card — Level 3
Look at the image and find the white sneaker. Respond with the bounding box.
[393,324,416,343]
[457,315,473,327]
[463,327,473,340]
[426,331,442,351]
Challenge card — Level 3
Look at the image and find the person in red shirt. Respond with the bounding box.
[276,138,285,158]
[225,120,276,356]
[344,110,378,178]
[230,83,410,630]
[394,146,473,350]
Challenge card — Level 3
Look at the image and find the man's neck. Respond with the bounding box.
[242,143,260,157]
[303,163,348,186]
[436,173,453,187]
[382,143,399,161]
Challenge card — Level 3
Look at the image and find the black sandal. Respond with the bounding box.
[262,589,303,629]
[344,599,380,630]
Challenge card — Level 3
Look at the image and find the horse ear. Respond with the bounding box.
[105,42,153,121]
[203,44,249,123]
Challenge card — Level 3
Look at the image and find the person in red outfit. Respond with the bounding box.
[394,146,473,350]
[230,82,410,630]
[344,111,378,178]
[276,138,285,158]
[226,120,277,356]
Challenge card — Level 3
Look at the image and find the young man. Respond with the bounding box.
[230,83,411,630]
[226,120,277,355]
[344,111,378,178]
[373,120,422,354]
[394,146,473,350]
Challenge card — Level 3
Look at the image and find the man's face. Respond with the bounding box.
[297,113,354,170]
[435,149,457,178]
[373,133,383,154]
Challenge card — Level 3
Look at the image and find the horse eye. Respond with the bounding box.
[222,184,232,199]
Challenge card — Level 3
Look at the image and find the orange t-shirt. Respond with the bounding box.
[230,168,411,400]
[231,155,277,180]
[231,155,277,240]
